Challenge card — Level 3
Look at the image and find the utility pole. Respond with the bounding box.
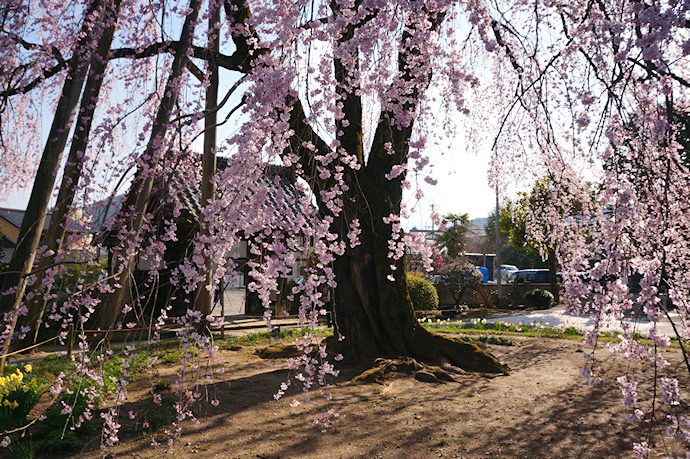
[430,202,436,233]
[495,180,502,303]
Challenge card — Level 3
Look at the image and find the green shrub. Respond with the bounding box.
[6,437,37,459]
[523,289,554,309]
[131,393,176,434]
[406,273,439,310]
[36,391,97,455]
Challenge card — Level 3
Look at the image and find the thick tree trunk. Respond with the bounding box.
[93,0,202,332]
[196,1,221,319]
[286,103,506,374]
[547,248,559,304]
[331,227,505,374]
[20,0,121,348]
[329,163,505,374]
[0,0,103,315]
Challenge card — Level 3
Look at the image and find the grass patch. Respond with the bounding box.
[130,393,176,435]
[218,326,332,348]
[477,335,518,346]
[420,317,588,340]
[5,354,75,386]
[420,317,689,348]
[9,327,329,389]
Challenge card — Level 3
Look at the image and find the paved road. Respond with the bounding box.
[484,306,679,337]
[211,289,246,316]
[205,287,681,338]
[210,289,680,337]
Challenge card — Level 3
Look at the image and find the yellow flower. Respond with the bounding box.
[22,380,35,392]
[23,365,31,373]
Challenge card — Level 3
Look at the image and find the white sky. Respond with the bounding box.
[403,148,497,230]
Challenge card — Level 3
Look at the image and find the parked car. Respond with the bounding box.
[430,266,488,284]
[500,264,518,281]
[507,269,561,284]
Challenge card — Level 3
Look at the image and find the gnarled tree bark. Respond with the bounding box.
[0,0,111,372]
[283,5,507,374]
[19,0,122,349]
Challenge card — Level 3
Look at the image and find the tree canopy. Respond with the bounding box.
[485,206,545,270]
[0,0,689,454]
[436,213,471,259]
[496,177,597,300]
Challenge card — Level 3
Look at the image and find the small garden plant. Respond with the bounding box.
[0,365,40,459]
[0,365,39,432]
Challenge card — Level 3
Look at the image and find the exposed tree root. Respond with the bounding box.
[351,357,473,385]
[255,341,326,360]
[325,326,509,378]
[256,344,303,359]
[256,337,507,387]
[254,324,509,386]
[405,326,510,375]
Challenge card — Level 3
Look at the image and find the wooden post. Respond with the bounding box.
[220,278,225,339]
[94,0,202,332]
[67,324,75,358]
[0,276,30,375]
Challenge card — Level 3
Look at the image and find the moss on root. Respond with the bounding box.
[350,356,495,385]
[406,326,509,375]
[255,344,302,359]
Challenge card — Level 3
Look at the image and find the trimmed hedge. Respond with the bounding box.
[523,288,554,309]
[407,272,439,310]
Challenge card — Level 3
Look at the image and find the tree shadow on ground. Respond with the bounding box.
[69,338,688,458]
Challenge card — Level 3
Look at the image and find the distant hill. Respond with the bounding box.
[471,217,488,229]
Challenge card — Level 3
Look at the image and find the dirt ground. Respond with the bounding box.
[71,335,688,459]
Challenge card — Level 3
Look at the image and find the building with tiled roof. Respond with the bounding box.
[106,157,312,317]
[0,208,54,266]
